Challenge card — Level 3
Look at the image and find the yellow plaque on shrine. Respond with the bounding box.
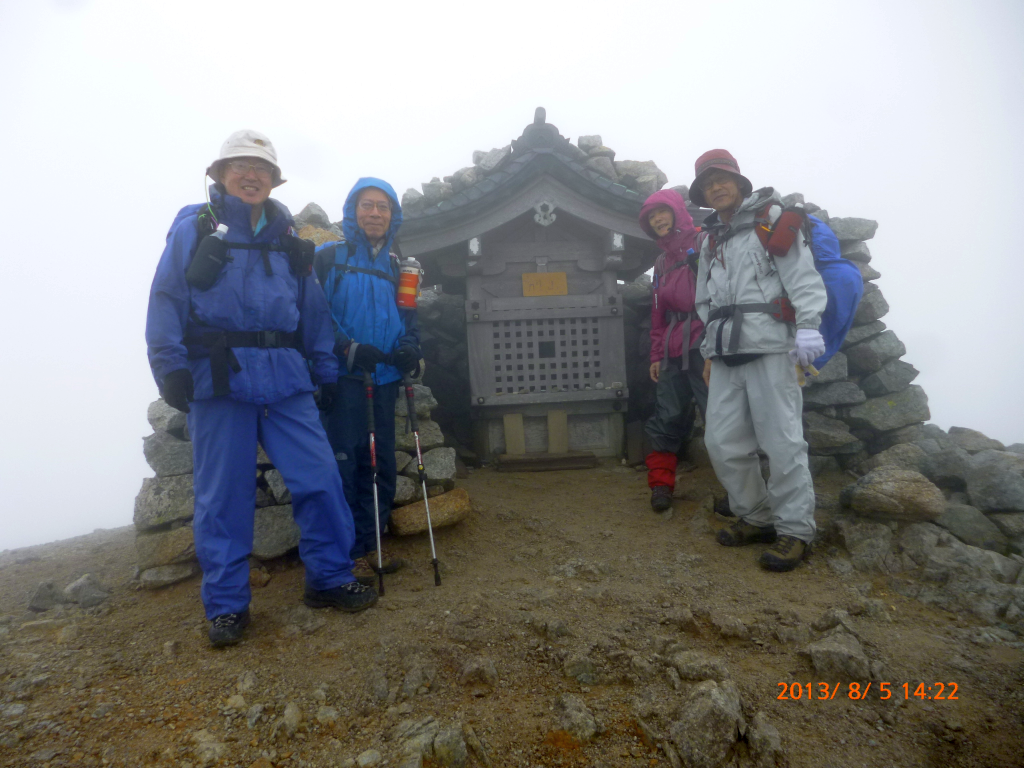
[522,272,568,297]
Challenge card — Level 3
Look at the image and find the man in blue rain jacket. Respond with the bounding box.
[314,178,421,584]
[146,130,377,648]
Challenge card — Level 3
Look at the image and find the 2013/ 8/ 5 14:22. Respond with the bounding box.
[777,682,960,701]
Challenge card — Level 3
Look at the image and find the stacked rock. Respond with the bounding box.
[134,377,463,585]
[400,134,669,215]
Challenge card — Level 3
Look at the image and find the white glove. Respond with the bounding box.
[789,328,826,368]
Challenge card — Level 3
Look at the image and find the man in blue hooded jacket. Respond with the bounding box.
[146,130,377,647]
[314,178,421,583]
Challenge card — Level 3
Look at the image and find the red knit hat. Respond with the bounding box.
[689,149,752,207]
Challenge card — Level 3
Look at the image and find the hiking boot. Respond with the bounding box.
[650,486,674,513]
[208,609,250,648]
[713,496,736,520]
[366,548,405,575]
[350,557,377,586]
[716,519,777,547]
[304,581,378,612]
[758,535,809,572]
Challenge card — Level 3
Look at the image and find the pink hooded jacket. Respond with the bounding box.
[640,189,705,363]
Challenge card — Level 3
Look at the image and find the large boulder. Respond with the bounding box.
[860,359,919,397]
[831,517,893,571]
[140,562,200,589]
[840,241,872,263]
[402,447,456,490]
[845,385,930,433]
[396,419,444,452]
[135,525,196,571]
[935,504,1010,554]
[841,468,945,522]
[861,443,928,473]
[812,351,848,384]
[395,384,438,419]
[948,427,1005,454]
[585,156,617,180]
[477,145,511,174]
[134,475,195,531]
[670,680,744,768]
[966,450,1024,512]
[828,218,878,242]
[293,202,331,230]
[147,399,188,439]
[842,320,886,348]
[919,446,972,490]
[393,475,421,506]
[142,431,194,477]
[577,135,603,152]
[803,412,863,455]
[251,505,300,560]
[613,160,667,190]
[853,289,889,324]
[844,331,906,374]
[390,488,472,536]
[803,382,866,408]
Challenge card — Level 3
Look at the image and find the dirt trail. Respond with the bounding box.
[1,462,1023,768]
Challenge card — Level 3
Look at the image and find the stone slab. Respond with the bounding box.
[390,488,472,536]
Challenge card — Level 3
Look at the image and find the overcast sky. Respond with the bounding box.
[1,0,1022,551]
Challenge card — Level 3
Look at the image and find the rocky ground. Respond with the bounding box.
[2,463,1023,768]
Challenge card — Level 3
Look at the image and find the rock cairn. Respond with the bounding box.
[399,133,668,215]
[134,379,467,587]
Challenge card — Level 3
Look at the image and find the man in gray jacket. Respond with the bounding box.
[692,150,827,571]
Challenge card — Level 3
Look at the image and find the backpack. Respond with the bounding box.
[706,201,864,367]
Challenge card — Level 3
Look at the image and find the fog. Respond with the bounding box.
[1,0,1022,550]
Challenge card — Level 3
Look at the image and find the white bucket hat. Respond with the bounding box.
[206,129,286,187]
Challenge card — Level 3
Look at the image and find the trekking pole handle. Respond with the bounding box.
[363,371,375,433]
[402,374,420,432]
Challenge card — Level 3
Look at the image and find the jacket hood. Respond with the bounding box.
[341,177,403,251]
[639,189,697,257]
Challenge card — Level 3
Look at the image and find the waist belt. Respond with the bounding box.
[662,310,697,371]
[707,297,795,356]
[185,330,299,397]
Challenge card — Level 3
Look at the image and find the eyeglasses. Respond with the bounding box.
[358,200,392,213]
[225,160,275,179]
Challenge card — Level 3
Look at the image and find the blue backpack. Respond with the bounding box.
[804,214,864,367]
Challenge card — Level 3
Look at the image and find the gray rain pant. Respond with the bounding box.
[704,353,816,542]
[645,348,709,454]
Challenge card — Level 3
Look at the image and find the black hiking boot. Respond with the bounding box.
[758,535,809,572]
[650,486,673,512]
[304,581,378,612]
[208,609,250,648]
[366,548,405,574]
[713,496,736,519]
[716,519,777,547]
[350,557,377,586]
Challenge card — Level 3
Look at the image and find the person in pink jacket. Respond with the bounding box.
[641,190,709,512]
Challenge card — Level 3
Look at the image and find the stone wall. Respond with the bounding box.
[133,381,462,588]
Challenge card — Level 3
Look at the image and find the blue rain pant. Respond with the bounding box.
[322,377,399,559]
[187,392,356,619]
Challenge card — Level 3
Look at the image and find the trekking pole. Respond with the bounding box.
[363,371,385,595]
[402,373,442,586]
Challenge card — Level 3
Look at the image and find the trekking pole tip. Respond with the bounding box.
[378,572,385,596]
[432,559,442,587]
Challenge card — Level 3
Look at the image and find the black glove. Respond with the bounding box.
[315,382,337,411]
[161,369,194,413]
[352,343,387,372]
[390,345,420,374]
